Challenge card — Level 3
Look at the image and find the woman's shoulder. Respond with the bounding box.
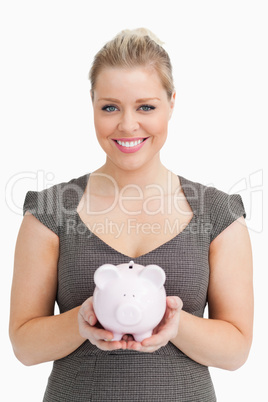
[22,172,90,235]
[43,172,89,194]
[23,172,89,207]
[178,174,216,215]
[179,174,214,196]
[179,174,244,207]
[178,174,246,242]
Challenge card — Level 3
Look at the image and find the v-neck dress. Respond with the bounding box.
[23,173,246,402]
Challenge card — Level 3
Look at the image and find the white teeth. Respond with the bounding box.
[116,139,144,147]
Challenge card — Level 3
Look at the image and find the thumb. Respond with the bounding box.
[167,296,183,310]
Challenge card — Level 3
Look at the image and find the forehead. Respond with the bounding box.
[94,66,166,99]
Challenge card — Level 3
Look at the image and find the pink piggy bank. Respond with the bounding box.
[93,260,166,342]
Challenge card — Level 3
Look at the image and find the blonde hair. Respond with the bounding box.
[89,28,175,100]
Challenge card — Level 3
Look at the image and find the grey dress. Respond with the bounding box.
[23,173,246,402]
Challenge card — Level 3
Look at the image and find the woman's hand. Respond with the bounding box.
[123,296,183,353]
[78,296,127,351]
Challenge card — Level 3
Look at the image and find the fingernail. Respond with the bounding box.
[89,316,94,326]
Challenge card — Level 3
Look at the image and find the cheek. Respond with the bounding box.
[145,114,169,136]
[94,115,115,138]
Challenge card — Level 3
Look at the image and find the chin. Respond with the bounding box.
[109,156,150,173]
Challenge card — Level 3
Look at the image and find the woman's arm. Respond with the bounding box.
[169,216,253,370]
[9,213,127,366]
[130,217,253,371]
[9,213,86,366]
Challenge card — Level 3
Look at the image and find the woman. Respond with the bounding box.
[9,28,253,401]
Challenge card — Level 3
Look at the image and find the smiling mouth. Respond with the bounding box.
[113,138,148,148]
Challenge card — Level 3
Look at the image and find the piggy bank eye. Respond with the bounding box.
[132,295,135,297]
[123,294,126,297]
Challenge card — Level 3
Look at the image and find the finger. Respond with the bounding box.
[97,339,127,351]
[78,313,94,339]
[141,332,167,348]
[160,297,181,322]
[122,334,134,342]
[126,340,143,351]
[165,298,183,320]
[131,341,161,353]
[78,314,114,342]
[126,337,165,353]
[80,298,97,325]
[78,310,96,330]
[142,314,181,348]
[139,345,159,353]
[166,296,183,310]
[89,326,114,342]
[88,314,98,326]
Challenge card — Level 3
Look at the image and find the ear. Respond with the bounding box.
[94,264,120,289]
[139,264,166,289]
[169,91,176,120]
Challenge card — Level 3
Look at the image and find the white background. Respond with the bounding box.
[1,0,267,400]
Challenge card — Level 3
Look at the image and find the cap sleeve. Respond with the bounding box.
[210,188,246,242]
[23,185,60,236]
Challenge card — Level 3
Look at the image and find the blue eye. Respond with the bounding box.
[139,105,155,112]
[102,105,118,112]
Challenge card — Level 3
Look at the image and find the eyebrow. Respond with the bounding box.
[97,97,161,103]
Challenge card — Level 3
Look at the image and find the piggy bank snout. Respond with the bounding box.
[115,303,142,326]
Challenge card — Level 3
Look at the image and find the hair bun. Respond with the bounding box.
[90,27,174,100]
[120,27,165,46]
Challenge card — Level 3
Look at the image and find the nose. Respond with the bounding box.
[116,303,142,326]
[118,110,139,134]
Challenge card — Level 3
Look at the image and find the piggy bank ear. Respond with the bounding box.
[139,265,166,289]
[94,264,120,289]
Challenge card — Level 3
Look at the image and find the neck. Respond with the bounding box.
[91,156,178,196]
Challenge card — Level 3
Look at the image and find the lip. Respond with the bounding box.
[112,137,147,142]
[112,137,149,154]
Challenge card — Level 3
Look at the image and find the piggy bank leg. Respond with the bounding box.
[112,333,123,341]
[133,331,152,342]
